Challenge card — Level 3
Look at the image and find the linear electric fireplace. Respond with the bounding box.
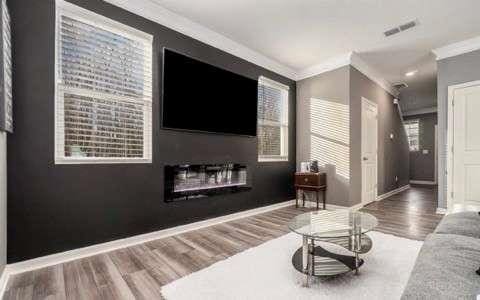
[164,163,250,202]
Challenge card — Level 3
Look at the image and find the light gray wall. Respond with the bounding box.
[437,49,480,208]
[404,113,437,182]
[0,132,6,276]
[296,65,410,207]
[350,67,410,203]
[297,66,350,206]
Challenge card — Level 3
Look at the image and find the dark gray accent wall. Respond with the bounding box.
[350,66,410,203]
[404,113,437,182]
[437,49,480,209]
[7,0,296,262]
[296,66,350,207]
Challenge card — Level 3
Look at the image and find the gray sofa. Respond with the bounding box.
[401,212,480,299]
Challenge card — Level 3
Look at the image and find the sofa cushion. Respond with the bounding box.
[401,233,480,299]
[434,211,480,239]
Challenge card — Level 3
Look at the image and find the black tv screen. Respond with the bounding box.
[162,49,258,136]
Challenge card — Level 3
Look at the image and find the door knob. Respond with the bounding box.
[363,157,368,161]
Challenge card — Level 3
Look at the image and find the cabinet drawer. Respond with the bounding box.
[295,173,326,187]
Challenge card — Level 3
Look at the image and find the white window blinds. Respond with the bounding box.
[258,76,289,162]
[2,0,12,133]
[56,1,153,163]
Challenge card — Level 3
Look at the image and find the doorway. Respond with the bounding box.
[361,97,378,206]
[448,81,480,212]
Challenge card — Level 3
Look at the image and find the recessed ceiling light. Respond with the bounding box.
[405,70,418,77]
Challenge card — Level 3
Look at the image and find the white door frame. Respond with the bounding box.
[361,97,378,205]
[446,80,480,212]
[434,124,438,184]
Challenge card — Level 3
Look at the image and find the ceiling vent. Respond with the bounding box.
[384,27,401,37]
[393,83,409,90]
[383,19,419,37]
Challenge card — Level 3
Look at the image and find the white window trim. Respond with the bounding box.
[54,0,153,164]
[258,76,289,162]
[258,76,290,91]
[259,156,289,162]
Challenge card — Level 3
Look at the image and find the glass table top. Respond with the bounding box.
[288,210,378,239]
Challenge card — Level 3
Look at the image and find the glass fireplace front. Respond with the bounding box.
[164,163,249,202]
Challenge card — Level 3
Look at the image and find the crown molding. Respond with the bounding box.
[104,0,398,94]
[295,52,398,96]
[296,52,352,81]
[103,0,298,80]
[432,35,480,61]
[350,52,399,97]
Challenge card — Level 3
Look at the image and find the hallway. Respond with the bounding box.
[361,185,443,240]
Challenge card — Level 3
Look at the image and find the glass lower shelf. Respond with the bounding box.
[292,246,365,277]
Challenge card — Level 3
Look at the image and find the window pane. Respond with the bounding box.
[63,93,148,158]
[258,124,281,156]
[60,16,151,99]
[2,0,12,132]
[258,84,282,123]
[404,120,420,151]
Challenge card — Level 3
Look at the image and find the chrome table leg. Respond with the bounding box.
[302,236,309,286]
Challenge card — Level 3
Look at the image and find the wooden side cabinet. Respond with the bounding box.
[294,172,327,210]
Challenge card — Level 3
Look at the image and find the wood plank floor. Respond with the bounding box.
[361,185,443,241]
[3,185,442,300]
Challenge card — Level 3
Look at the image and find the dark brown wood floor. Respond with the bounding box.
[3,185,442,300]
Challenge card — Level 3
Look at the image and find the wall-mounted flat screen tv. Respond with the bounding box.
[162,49,258,136]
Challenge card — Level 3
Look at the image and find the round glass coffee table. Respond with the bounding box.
[289,210,378,286]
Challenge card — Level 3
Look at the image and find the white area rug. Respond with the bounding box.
[162,231,422,300]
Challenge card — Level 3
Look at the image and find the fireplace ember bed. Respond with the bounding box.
[164,163,250,202]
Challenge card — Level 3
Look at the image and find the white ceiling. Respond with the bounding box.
[149,0,480,100]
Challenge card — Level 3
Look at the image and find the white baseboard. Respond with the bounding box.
[409,180,437,185]
[5,200,297,277]
[436,207,447,215]
[342,202,364,211]
[376,185,410,201]
[0,197,368,297]
[300,200,364,211]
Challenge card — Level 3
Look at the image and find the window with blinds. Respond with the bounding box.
[1,0,12,133]
[55,1,153,163]
[257,77,289,161]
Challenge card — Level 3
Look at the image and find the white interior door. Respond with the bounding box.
[451,84,480,212]
[361,98,378,205]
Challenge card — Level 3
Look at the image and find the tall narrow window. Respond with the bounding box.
[404,119,420,151]
[55,1,153,164]
[1,0,12,133]
[257,76,289,162]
